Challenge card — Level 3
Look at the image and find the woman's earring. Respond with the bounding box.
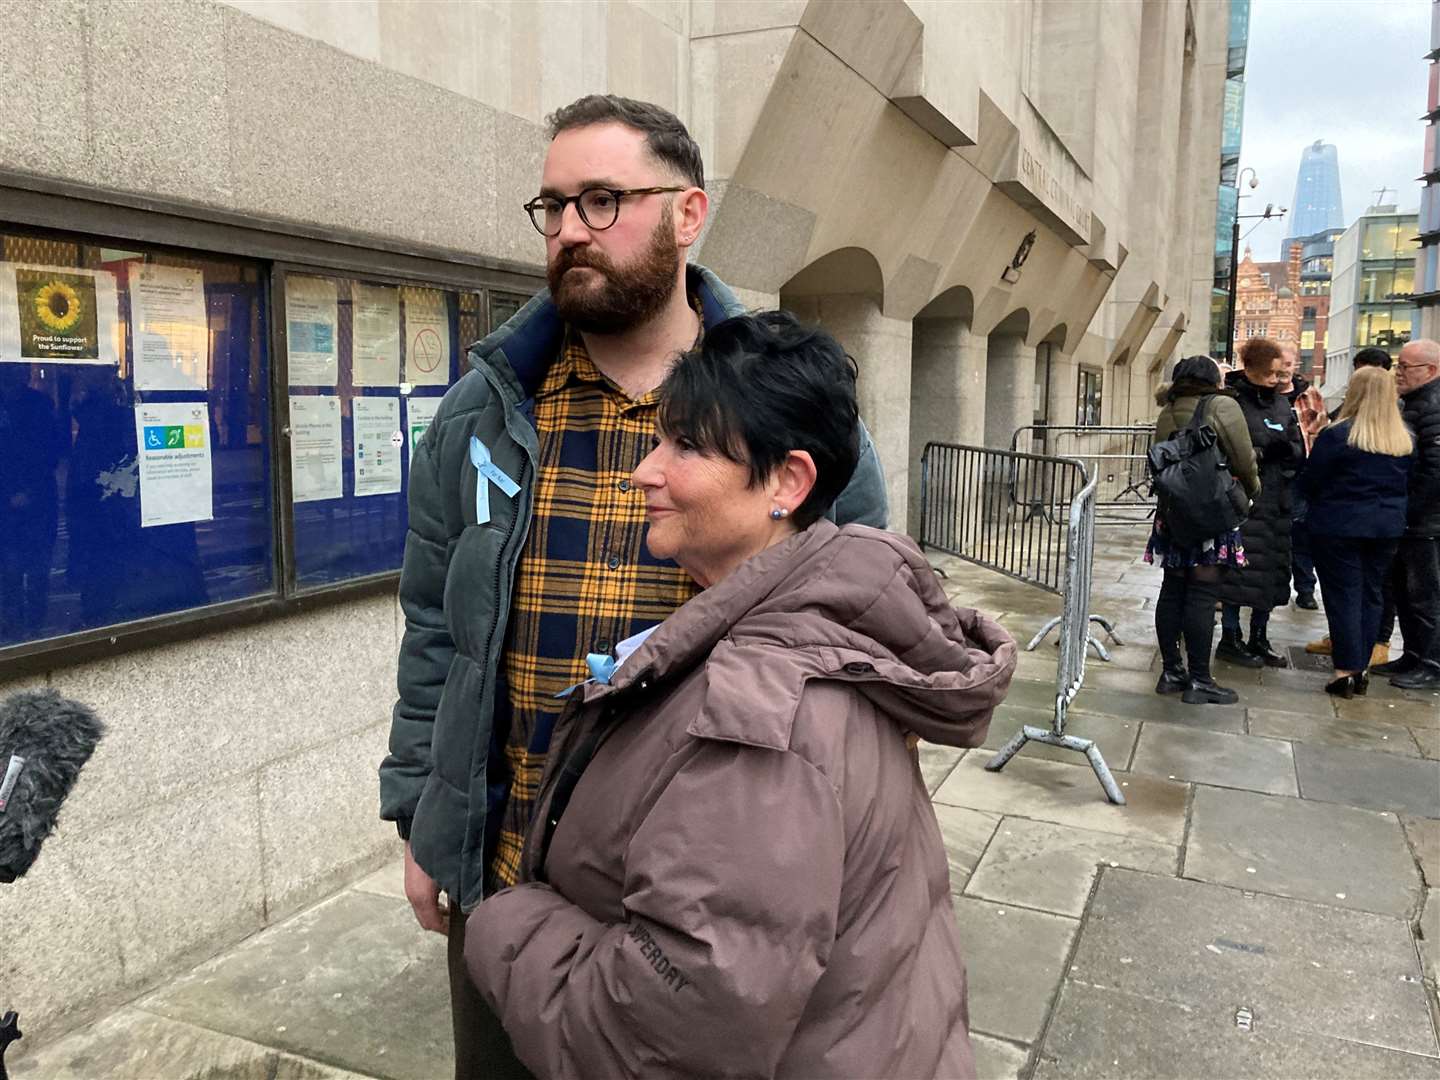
[770,507,790,520]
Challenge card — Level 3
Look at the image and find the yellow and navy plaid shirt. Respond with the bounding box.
[489,330,697,888]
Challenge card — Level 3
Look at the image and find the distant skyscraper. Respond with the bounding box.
[1289,140,1344,248]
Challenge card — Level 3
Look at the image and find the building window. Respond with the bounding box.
[1076,368,1103,426]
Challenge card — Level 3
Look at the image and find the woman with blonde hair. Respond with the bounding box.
[1301,365,1414,698]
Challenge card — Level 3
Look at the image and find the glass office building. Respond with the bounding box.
[1289,141,1344,243]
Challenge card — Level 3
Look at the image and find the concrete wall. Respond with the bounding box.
[0,598,400,1045]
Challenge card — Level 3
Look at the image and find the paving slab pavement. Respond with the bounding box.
[1035,981,1440,1080]
[1247,706,1423,756]
[141,890,451,1080]
[1184,786,1422,917]
[1057,869,1438,1057]
[1130,723,1299,796]
[935,802,1002,893]
[9,1008,371,1080]
[1407,816,1440,887]
[973,1033,1031,1080]
[963,817,1177,917]
[935,752,1189,846]
[919,741,967,794]
[1294,743,1440,818]
[952,896,1078,1045]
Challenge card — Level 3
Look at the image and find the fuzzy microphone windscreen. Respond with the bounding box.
[0,689,104,885]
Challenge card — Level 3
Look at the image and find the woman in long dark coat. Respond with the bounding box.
[1215,338,1305,668]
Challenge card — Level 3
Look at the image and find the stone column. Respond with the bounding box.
[985,334,1037,451]
[908,317,987,535]
[790,294,913,528]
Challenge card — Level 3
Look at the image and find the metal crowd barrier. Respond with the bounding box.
[1012,424,1155,525]
[918,442,1125,804]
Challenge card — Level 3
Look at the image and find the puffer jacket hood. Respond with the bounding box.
[584,519,1016,748]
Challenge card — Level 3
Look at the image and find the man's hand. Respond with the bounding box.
[403,840,449,935]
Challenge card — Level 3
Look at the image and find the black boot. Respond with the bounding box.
[1247,635,1288,668]
[1216,629,1263,668]
[1155,662,1189,695]
[1295,592,1318,610]
[1182,676,1240,705]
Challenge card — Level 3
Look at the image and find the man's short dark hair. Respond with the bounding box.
[657,311,860,528]
[547,94,704,190]
[1353,347,1393,371]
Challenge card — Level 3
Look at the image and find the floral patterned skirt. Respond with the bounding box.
[1143,517,1247,569]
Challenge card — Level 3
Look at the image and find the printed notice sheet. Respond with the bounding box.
[289,395,343,502]
[0,263,122,365]
[406,396,442,454]
[130,264,209,391]
[353,396,402,497]
[286,275,339,386]
[135,401,214,527]
[402,287,450,386]
[352,283,401,386]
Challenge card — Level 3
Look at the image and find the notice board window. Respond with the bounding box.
[0,201,544,668]
[0,229,273,649]
[280,270,484,589]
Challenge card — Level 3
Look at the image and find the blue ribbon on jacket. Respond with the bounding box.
[469,436,521,525]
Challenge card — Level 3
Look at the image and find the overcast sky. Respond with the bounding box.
[1240,0,1430,261]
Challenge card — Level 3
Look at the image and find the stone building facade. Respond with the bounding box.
[0,0,1236,1047]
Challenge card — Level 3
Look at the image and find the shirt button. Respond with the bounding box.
[617,479,630,492]
[595,639,610,654]
[607,554,621,570]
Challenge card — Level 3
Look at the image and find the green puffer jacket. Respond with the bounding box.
[1153,383,1261,499]
[378,265,890,912]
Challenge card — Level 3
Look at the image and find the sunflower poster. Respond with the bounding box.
[0,262,121,365]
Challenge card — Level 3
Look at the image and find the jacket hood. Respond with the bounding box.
[465,264,746,404]
[591,520,1017,748]
[1156,379,1232,406]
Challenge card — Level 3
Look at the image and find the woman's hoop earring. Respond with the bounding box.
[770,508,790,520]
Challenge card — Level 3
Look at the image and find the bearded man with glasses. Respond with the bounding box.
[379,94,887,1078]
[1371,338,1440,689]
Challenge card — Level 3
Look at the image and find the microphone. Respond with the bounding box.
[0,689,103,884]
[0,688,103,1080]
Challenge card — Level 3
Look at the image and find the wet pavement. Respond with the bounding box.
[12,527,1440,1079]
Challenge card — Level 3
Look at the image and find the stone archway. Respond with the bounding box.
[907,285,980,535]
[780,248,913,526]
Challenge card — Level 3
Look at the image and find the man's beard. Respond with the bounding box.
[548,211,681,335]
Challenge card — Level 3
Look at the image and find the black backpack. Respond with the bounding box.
[1146,395,1247,547]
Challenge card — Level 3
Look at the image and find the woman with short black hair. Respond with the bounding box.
[466,311,1016,1079]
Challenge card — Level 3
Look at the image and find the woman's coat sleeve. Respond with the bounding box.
[466,742,845,1079]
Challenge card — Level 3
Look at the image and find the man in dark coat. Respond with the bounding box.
[1373,338,1440,688]
[1215,338,1305,667]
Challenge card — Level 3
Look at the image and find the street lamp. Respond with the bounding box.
[1224,169,1287,364]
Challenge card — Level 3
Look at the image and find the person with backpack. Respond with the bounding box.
[1145,355,1259,704]
[1214,338,1305,668]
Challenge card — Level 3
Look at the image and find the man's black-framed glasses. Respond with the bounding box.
[524,186,685,237]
